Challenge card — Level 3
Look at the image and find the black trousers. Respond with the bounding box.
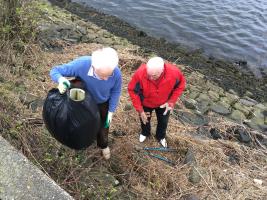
[140,106,170,141]
[97,101,109,149]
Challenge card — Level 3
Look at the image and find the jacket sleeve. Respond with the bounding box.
[128,71,143,112]
[168,68,186,105]
[50,57,89,83]
[109,69,122,112]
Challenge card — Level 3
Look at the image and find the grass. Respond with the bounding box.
[0,42,266,199]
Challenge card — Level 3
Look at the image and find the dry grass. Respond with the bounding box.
[1,42,266,200]
[111,98,267,199]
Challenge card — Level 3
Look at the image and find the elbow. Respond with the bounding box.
[50,67,61,83]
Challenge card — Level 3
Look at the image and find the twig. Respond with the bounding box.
[254,136,267,150]
[194,166,221,200]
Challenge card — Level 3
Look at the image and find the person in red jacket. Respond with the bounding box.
[128,57,186,147]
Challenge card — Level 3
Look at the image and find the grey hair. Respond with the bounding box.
[92,47,119,71]
[147,57,164,73]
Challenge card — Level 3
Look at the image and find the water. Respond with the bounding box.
[73,0,267,75]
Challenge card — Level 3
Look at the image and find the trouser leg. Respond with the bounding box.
[140,106,153,136]
[155,106,170,141]
[97,101,109,149]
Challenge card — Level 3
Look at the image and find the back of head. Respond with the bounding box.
[92,47,119,72]
[146,57,164,75]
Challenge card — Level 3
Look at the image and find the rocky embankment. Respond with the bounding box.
[36,0,267,134]
[47,0,267,101]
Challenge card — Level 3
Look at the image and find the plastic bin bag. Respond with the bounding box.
[43,87,100,150]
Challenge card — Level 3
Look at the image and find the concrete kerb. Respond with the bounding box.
[0,136,74,200]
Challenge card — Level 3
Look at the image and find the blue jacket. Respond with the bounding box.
[50,56,122,112]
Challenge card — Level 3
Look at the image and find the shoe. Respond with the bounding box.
[159,138,167,148]
[139,134,147,143]
[102,147,110,160]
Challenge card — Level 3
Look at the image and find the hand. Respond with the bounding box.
[104,112,113,128]
[140,111,150,124]
[58,77,71,94]
[160,103,173,115]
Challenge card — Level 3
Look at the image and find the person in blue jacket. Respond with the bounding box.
[50,47,122,160]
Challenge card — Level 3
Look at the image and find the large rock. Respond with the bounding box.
[173,111,209,126]
[19,93,44,112]
[196,101,210,114]
[252,109,265,118]
[229,110,246,122]
[210,128,222,140]
[245,116,265,132]
[233,102,251,116]
[205,81,224,94]
[184,98,198,110]
[234,129,252,143]
[244,90,254,98]
[184,148,197,165]
[228,89,238,95]
[188,167,201,184]
[220,96,236,105]
[239,98,257,106]
[210,102,231,115]
[196,93,210,102]
[19,93,39,106]
[207,90,220,101]
[188,90,200,99]
[224,92,239,103]
[254,103,267,110]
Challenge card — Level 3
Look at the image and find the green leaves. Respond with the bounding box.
[0,0,38,43]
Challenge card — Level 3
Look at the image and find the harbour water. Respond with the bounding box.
[74,0,267,75]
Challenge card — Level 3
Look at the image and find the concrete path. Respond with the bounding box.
[0,136,74,200]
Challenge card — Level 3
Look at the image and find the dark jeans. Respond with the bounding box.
[97,101,109,149]
[140,106,170,141]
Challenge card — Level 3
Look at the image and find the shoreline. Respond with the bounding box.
[72,0,267,75]
[48,0,267,102]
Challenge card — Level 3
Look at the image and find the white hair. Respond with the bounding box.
[146,57,164,74]
[91,47,119,71]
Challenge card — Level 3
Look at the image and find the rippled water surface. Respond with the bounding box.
[74,0,267,73]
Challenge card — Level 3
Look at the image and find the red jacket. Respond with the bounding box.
[128,63,186,112]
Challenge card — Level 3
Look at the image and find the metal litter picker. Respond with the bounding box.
[143,147,177,166]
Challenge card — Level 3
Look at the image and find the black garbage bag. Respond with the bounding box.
[42,87,100,150]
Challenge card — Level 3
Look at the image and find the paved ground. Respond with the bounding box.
[0,136,74,200]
